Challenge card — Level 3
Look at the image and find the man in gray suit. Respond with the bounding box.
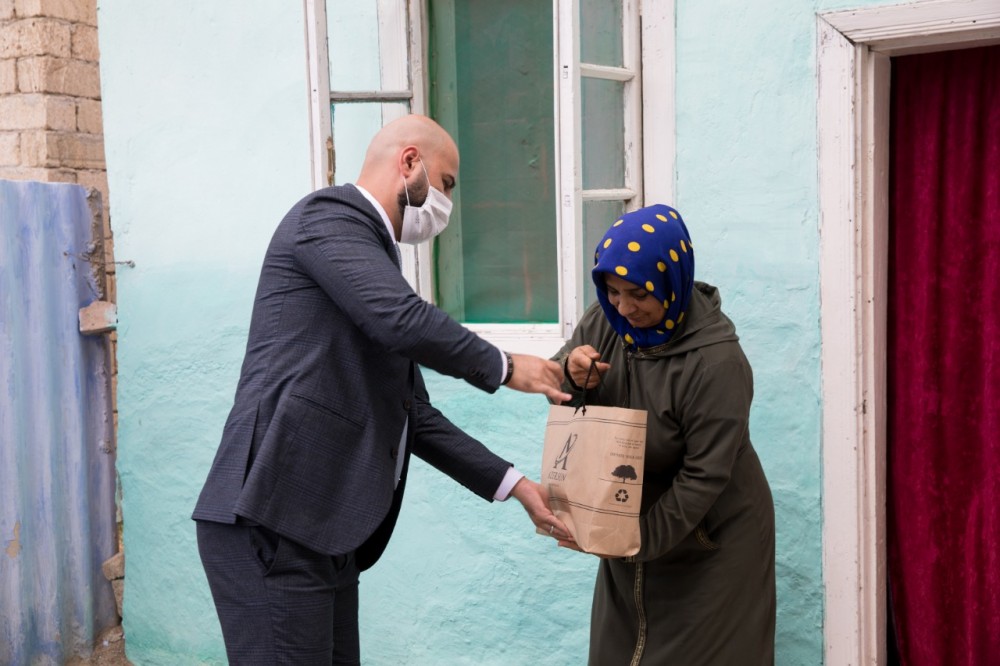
[193,114,572,664]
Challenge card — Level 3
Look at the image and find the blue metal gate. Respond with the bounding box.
[0,180,118,664]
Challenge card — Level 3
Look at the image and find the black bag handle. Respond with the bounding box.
[575,358,604,416]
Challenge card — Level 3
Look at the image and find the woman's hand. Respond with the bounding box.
[565,345,611,389]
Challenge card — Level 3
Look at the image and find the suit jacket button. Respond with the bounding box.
[390,446,399,460]
[403,399,411,410]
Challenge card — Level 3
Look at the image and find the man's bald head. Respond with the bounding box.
[355,114,460,239]
[360,115,457,175]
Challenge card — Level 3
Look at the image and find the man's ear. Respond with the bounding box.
[399,146,420,176]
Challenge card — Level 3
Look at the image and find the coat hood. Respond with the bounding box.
[636,281,739,358]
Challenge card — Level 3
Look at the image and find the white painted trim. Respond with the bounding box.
[857,47,891,666]
[375,0,421,293]
[580,63,635,81]
[817,2,999,663]
[622,0,643,212]
[824,0,1000,54]
[641,0,675,206]
[304,0,332,190]
[556,0,583,339]
[329,90,412,101]
[466,323,565,357]
[582,188,635,201]
[407,0,435,301]
[555,0,647,335]
[817,24,864,661]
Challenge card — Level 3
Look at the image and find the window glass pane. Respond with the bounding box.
[328,1,382,91]
[581,199,626,310]
[580,0,622,67]
[331,103,409,185]
[581,77,625,190]
[430,0,557,323]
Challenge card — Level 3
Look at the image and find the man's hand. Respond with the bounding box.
[510,477,572,542]
[506,353,572,404]
[554,539,614,559]
[565,345,611,389]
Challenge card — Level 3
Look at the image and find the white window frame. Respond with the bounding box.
[305,0,675,357]
[817,2,1000,663]
[555,0,643,341]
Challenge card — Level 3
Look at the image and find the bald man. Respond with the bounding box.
[193,115,571,664]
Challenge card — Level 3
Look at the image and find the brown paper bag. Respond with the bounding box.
[540,403,647,557]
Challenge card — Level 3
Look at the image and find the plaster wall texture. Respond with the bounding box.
[97,1,311,662]
[98,0,902,664]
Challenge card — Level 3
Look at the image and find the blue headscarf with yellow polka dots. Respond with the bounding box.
[592,204,695,350]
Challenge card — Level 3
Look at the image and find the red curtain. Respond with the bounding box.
[888,44,1000,665]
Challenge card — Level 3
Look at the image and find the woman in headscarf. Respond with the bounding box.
[554,204,775,665]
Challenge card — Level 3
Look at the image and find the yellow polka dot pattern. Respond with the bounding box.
[590,204,694,351]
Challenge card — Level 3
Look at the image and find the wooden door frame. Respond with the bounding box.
[817,1,1000,663]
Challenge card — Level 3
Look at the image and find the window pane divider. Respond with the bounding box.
[579,63,634,82]
[329,90,413,102]
[582,188,635,201]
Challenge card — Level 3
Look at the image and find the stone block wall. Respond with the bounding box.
[0,0,112,276]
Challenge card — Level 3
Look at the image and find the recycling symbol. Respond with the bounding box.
[615,489,629,503]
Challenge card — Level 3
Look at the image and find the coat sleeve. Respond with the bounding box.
[550,302,613,404]
[634,354,753,561]
[294,204,503,393]
[408,367,512,501]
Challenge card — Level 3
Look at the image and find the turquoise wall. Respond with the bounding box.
[98,0,898,664]
[676,2,826,659]
[98,1,311,662]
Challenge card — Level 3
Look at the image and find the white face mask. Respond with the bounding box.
[400,161,453,245]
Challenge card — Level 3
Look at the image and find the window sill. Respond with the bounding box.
[463,323,567,358]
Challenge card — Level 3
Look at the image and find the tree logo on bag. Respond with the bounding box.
[553,433,578,470]
[611,464,637,483]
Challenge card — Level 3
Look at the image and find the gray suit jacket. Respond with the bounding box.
[193,184,510,569]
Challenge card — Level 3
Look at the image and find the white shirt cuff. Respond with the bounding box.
[493,466,525,501]
[498,348,508,385]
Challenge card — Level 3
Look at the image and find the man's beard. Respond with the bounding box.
[397,177,429,218]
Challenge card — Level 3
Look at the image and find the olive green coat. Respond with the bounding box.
[555,282,775,666]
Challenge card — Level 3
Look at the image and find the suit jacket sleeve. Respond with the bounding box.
[295,200,503,393]
[408,367,511,501]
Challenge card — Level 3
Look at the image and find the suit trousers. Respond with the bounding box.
[196,520,361,665]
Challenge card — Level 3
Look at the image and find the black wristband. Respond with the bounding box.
[501,350,514,385]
